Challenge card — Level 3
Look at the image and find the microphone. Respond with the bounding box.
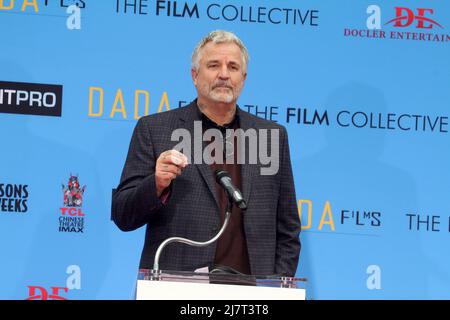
[152,170,244,274]
[215,169,247,210]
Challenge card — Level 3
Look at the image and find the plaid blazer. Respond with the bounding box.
[112,101,301,276]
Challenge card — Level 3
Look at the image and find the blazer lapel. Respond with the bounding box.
[177,102,259,210]
[237,108,258,207]
[178,102,220,210]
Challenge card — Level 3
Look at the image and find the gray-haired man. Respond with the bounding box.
[112,30,301,276]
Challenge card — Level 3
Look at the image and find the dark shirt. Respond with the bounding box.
[197,104,251,275]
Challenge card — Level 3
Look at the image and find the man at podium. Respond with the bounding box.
[112,30,301,277]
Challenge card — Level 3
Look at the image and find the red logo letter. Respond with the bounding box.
[49,287,68,300]
[394,7,414,27]
[416,8,443,29]
[384,7,414,27]
[26,286,48,300]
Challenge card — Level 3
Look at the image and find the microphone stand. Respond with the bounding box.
[151,198,233,280]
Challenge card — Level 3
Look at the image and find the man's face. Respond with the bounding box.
[192,42,247,105]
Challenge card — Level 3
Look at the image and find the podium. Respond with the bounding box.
[136,269,306,300]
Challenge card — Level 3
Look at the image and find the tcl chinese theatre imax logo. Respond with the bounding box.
[58,174,87,233]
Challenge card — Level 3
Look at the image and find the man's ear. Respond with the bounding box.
[191,68,198,86]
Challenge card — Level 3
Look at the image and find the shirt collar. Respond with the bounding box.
[195,100,240,130]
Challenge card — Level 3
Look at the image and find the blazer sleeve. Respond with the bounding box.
[111,117,165,231]
[275,126,301,276]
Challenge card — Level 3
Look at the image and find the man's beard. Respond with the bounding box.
[207,81,240,103]
[209,87,234,103]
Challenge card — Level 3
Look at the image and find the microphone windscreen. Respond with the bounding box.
[214,169,229,183]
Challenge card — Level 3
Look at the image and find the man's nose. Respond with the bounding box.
[218,65,230,79]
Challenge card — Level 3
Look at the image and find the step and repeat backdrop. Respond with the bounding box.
[0,0,449,299]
